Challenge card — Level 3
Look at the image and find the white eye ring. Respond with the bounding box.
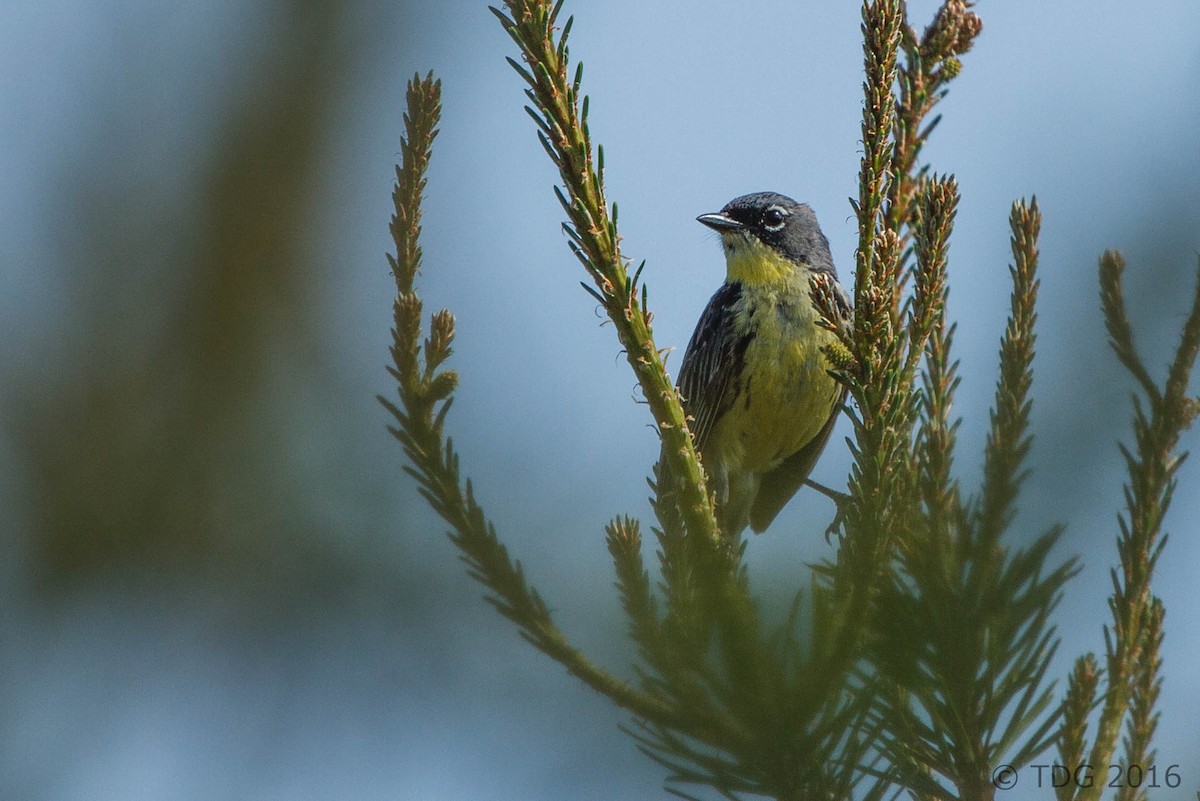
[762,205,788,231]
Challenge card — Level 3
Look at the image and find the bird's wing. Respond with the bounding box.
[676,282,750,454]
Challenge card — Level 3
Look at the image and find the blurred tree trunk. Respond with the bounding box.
[16,0,362,589]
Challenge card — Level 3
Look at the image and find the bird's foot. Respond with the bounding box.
[803,478,850,544]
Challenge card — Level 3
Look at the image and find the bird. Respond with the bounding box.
[667,191,851,535]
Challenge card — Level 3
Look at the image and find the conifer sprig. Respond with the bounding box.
[380,72,693,732]
[813,1,982,688]
[1062,253,1200,801]
[977,198,1041,542]
[886,0,982,245]
[490,0,719,546]
[868,196,1079,801]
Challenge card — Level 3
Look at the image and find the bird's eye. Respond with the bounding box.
[762,206,787,230]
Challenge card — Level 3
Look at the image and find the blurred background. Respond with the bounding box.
[2,1,1198,799]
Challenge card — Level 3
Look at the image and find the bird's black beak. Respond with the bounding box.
[696,212,744,233]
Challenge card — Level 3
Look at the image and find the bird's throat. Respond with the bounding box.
[722,235,799,285]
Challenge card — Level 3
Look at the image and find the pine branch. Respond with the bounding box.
[490,1,720,547]
[816,0,908,680]
[977,199,1041,543]
[912,175,962,536]
[1099,252,1161,405]
[854,0,904,312]
[381,71,709,735]
[1115,598,1163,801]
[814,0,981,694]
[493,6,805,794]
[606,516,661,665]
[648,463,710,667]
[886,1,982,260]
[870,184,1079,801]
[1074,253,1200,801]
[493,12,778,770]
[1056,655,1100,801]
[606,514,733,733]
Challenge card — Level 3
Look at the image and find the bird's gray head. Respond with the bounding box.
[697,192,836,276]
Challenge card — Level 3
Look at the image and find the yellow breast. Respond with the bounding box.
[711,277,841,474]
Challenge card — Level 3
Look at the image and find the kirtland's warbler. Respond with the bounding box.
[670,192,850,535]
